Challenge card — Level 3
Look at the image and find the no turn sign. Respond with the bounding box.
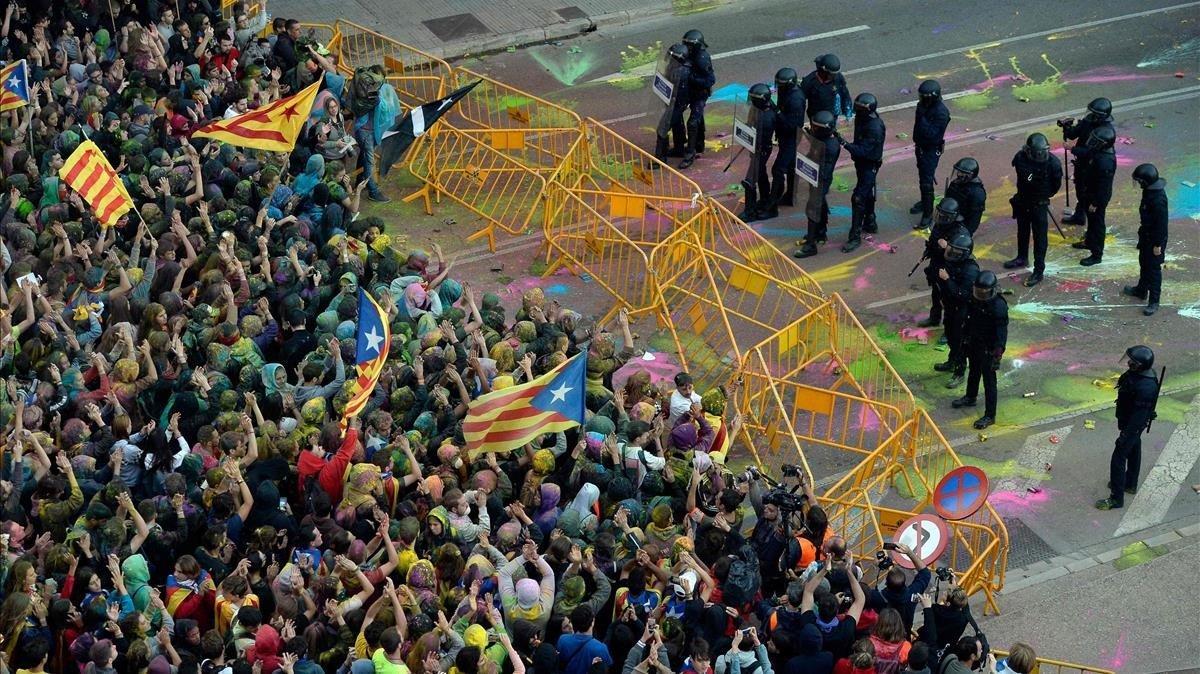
[891,514,950,569]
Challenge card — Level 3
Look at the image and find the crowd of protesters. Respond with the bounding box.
[0,1,1047,674]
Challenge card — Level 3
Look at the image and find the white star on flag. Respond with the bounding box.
[7,77,18,89]
[549,382,573,404]
[363,327,383,354]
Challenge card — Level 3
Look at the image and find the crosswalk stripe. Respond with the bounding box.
[992,425,1074,496]
[1113,394,1200,538]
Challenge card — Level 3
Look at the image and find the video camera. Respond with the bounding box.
[1055,117,1075,129]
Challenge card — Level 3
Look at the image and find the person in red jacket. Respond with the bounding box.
[298,416,360,504]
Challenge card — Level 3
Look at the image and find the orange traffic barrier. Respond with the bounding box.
[990,650,1115,674]
[334,20,450,106]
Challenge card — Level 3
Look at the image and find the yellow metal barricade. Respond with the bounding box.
[334,20,449,106]
[990,650,1115,674]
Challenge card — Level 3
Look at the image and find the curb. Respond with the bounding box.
[424,4,685,62]
[1000,519,1200,595]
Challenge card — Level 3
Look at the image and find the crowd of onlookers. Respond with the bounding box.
[0,1,1047,673]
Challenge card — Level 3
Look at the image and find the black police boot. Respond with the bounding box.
[1094,498,1123,510]
[757,195,779,221]
[973,415,995,430]
[1122,285,1147,300]
[842,204,863,253]
[951,396,977,408]
[738,183,759,222]
[863,198,878,233]
[916,315,941,328]
[779,172,796,207]
[667,146,686,158]
[678,150,696,170]
[1002,257,1027,269]
[1023,271,1044,287]
[1071,240,1089,249]
[1063,208,1085,226]
[1144,303,1159,316]
[793,244,818,259]
[1079,255,1102,266]
[933,361,955,372]
[909,200,923,214]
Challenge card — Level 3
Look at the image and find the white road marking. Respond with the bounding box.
[846,2,1200,75]
[876,90,974,114]
[1113,394,1200,538]
[865,291,929,309]
[591,25,872,82]
[992,425,1074,497]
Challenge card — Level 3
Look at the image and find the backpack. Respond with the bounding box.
[350,66,386,117]
[721,556,759,608]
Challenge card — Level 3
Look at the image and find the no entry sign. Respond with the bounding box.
[891,514,949,569]
[933,466,990,521]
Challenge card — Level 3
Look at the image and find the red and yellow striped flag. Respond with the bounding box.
[58,140,134,226]
[463,353,587,459]
[193,79,320,151]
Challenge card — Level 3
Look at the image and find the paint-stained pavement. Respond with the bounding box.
[323,0,1200,668]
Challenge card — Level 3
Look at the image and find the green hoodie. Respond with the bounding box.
[121,553,152,612]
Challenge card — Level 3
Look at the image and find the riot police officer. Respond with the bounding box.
[1096,345,1160,510]
[953,270,1007,430]
[738,83,778,222]
[944,157,987,236]
[917,198,967,329]
[1060,97,1115,226]
[771,67,806,208]
[910,79,951,229]
[800,54,852,121]
[1074,126,1117,266]
[1123,164,1169,315]
[935,231,980,389]
[793,110,840,259]
[835,92,885,252]
[1004,133,1063,287]
[680,29,715,169]
[653,44,692,164]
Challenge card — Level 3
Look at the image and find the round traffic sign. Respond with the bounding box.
[891,514,949,569]
[933,466,990,521]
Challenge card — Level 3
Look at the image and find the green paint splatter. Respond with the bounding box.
[608,77,647,92]
[952,91,998,112]
[648,329,729,389]
[1009,54,1066,102]
[1112,541,1167,570]
[892,452,1047,501]
[620,42,663,74]
[833,176,851,193]
[493,94,535,112]
[528,47,595,86]
[528,259,549,276]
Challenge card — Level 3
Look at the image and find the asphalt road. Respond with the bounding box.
[342,0,1200,668]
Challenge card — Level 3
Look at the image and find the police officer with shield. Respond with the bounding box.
[793,110,840,259]
[737,83,778,222]
[652,44,691,165]
[935,231,980,390]
[800,54,852,121]
[1004,133,1063,287]
[1123,164,1169,316]
[771,67,806,208]
[1059,97,1115,226]
[917,198,967,329]
[1073,126,1116,266]
[835,92,885,252]
[911,80,951,229]
[680,29,715,169]
[1096,345,1160,510]
[953,270,1007,430]
[944,158,986,236]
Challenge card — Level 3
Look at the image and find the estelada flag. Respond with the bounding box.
[463,352,587,459]
[0,59,30,112]
[378,80,480,177]
[59,140,134,226]
[341,289,391,428]
[193,79,320,151]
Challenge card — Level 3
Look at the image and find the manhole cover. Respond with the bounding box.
[423,13,492,42]
[556,6,588,20]
[1002,517,1059,570]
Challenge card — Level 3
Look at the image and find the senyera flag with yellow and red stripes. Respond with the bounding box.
[58,140,134,227]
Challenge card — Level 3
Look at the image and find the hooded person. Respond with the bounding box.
[532,482,561,537]
[245,624,283,673]
[121,554,153,612]
[565,482,600,536]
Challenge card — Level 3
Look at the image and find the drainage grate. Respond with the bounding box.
[422,13,492,42]
[1002,517,1060,569]
[556,6,588,20]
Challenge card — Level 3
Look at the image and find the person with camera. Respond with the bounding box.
[747,467,793,597]
[801,554,865,659]
[871,542,931,633]
[1058,98,1115,227]
[716,626,772,674]
[915,573,976,655]
[623,617,672,674]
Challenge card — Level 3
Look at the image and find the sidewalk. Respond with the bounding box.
[272,0,716,59]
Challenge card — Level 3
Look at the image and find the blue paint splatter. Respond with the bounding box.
[709,83,750,104]
[830,205,852,218]
[931,24,954,35]
[1168,181,1200,220]
[546,283,570,295]
[785,29,806,39]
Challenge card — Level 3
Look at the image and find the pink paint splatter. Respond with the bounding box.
[857,404,880,432]
[899,327,933,344]
[1105,632,1128,671]
[612,353,682,388]
[988,489,1052,510]
[1062,67,1174,85]
[1055,280,1092,292]
[853,266,875,290]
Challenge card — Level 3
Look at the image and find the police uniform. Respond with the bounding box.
[912,87,951,227]
[654,48,692,163]
[945,175,987,236]
[956,289,1008,426]
[683,39,715,164]
[938,249,980,381]
[1125,170,1168,313]
[800,68,851,121]
[793,114,841,259]
[920,212,967,327]
[1006,138,1063,285]
[840,98,885,248]
[1076,140,1116,262]
[739,85,777,222]
[1102,349,1159,509]
[1062,109,1114,225]
[772,75,806,207]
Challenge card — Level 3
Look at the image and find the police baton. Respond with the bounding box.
[722,146,745,173]
[1146,366,1167,433]
[1043,206,1068,241]
[1063,144,1071,210]
[907,252,929,278]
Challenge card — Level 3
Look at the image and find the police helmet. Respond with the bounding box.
[668,43,688,63]
[944,231,974,262]
[1132,163,1159,188]
[748,83,772,109]
[810,110,835,130]
[682,29,705,48]
[1086,97,1112,119]
[815,53,841,74]
[1024,133,1050,162]
[1125,345,1154,371]
[935,197,960,225]
[774,67,798,90]
[952,157,979,182]
[1086,125,1116,150]
[853,92,877,114]
[973,270,998,301]
[918,79,941,100]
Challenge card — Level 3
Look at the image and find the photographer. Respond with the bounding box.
[801,555,864,659]
[915,576,976,655]
[716,626,772,674]
[871,542,931,632]
[747,467,799,597]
